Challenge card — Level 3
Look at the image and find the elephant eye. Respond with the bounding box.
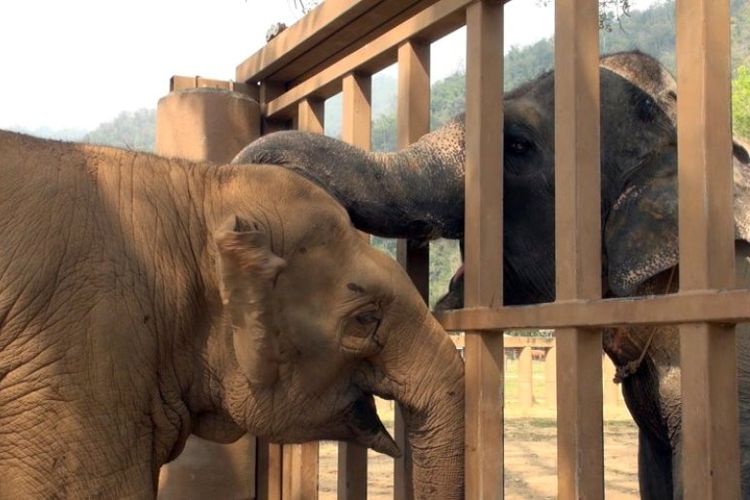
[355,310,380,326]
[348,309,383,338]
[506,136,533,156]
[341,307,384,355]
[637,95,658,122]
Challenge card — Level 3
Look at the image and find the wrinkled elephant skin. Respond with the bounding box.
[0,131,464,499]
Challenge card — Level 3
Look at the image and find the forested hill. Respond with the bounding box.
[505,0,750,90]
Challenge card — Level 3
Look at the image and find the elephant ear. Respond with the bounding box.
[215,215,286,387]
[605,149,680,297]
[606,141,750,297]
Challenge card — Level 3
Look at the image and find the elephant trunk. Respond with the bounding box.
[402,370,465,500]
[231,120,466,240]
[360,312,465,499]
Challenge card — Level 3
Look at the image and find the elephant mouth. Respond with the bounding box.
[346,393,401,458]
[605,172,679,297]
[607,247,678,297]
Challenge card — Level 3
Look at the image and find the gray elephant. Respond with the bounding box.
[233,51,750,498]
[0,130,464,499]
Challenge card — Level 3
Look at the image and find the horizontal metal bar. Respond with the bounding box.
[435,288,750,331]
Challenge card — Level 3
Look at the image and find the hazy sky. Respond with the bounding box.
[0,0,658,132]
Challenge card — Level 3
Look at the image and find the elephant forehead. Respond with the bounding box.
[601,52,676,95]
[505,99,546,129]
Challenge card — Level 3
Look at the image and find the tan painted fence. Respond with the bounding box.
[155,0,749,498]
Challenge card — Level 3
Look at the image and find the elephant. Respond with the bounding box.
[0,130,464,499]
[233,50,750,498]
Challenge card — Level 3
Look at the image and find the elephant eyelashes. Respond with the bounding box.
[355,310,380,326]
[347,309,381,341]
[505,136,533,156]
[340,308,383,356]
[636,95,658,122]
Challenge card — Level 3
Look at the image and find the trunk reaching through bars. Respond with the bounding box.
[232,120,467,240]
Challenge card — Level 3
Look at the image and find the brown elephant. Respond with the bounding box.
[234,50,750,498]
[0,131,464,499]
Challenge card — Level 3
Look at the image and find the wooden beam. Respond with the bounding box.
[260,81,291,134]
[464,2,504,498]
[297,98,325,134]
[281,443,318,500]
[435,288,750,331]
[236,0,383,82]
[397,41,431,148]
[676,0,739,498]
[236,0,446,84]
[284,0,443,86]
[342,73,372,151]
[263,0,475,120]
[554,0,603,497]
[257,438,283,500]
[337,71,372,500]
[394,39,431,500]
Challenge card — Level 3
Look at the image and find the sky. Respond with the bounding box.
[0,0,658,133]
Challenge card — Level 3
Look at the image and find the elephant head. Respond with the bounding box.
[198,166,464,499]
[232,51,750,307]
[0,133,463,499]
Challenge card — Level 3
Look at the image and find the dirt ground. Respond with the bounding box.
[318,359,640,499]
[317,414,639,499]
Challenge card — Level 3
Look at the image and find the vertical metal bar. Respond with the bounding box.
[554,0,604,498]
[393,39,431,500]
[676,0,739,498]
[464,2,504,498]
[338,71,372,500]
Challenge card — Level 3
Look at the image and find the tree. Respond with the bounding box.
[537,0,633,30]
[732,1,750,71]
[734,65,750,139]
[291,0,320,14]
[83,109,156,152]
